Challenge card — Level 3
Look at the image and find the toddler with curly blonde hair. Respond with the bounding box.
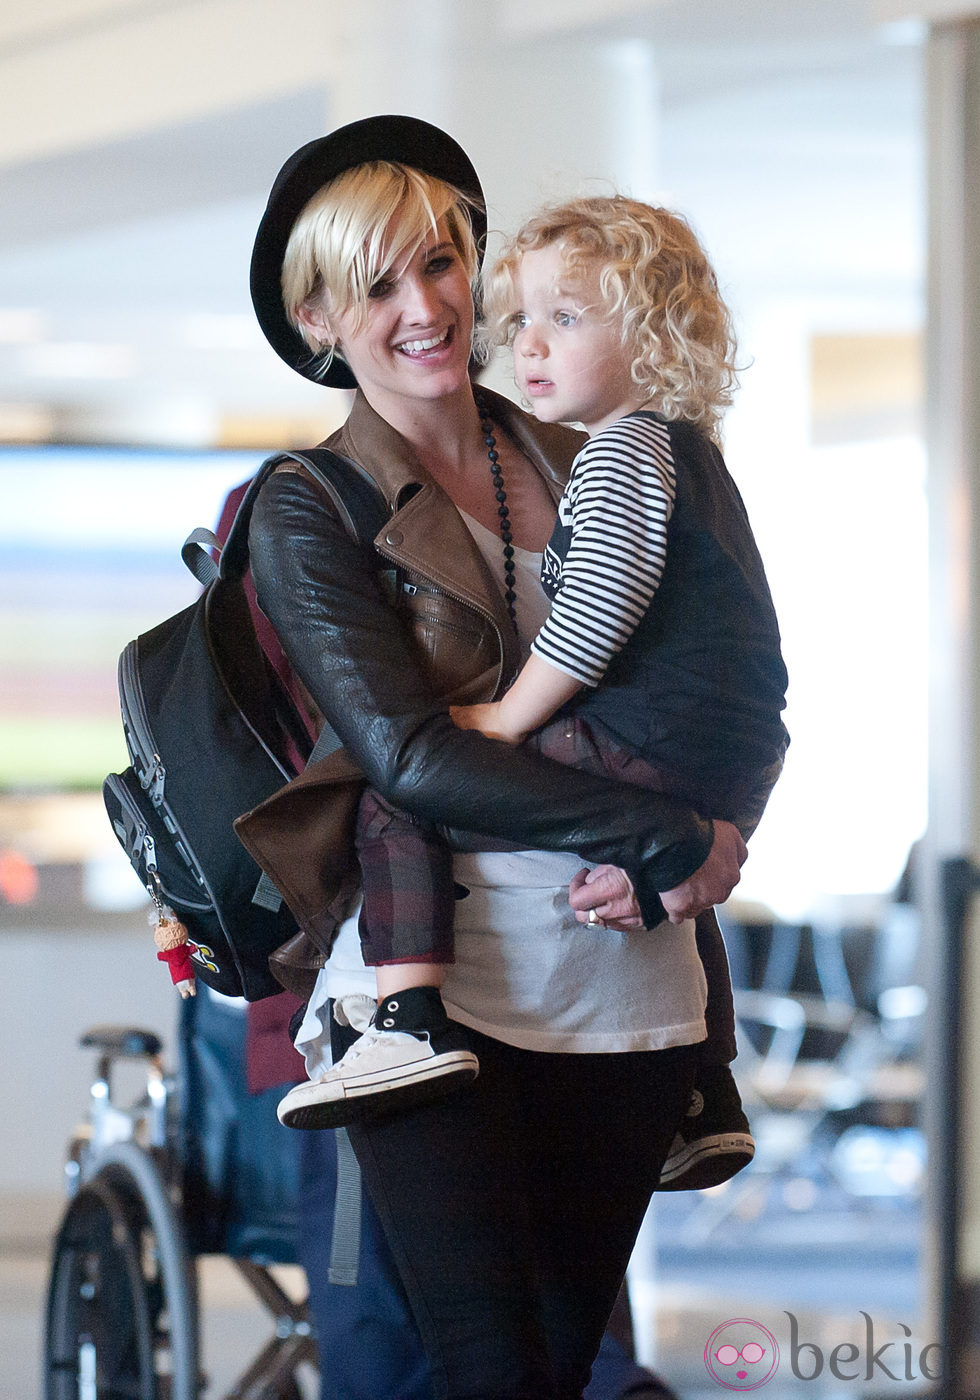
[482,194,738,440]
[456,195,783,804]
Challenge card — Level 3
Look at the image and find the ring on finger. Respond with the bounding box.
[587,908,601,926]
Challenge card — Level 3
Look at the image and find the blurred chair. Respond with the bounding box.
[676,894,926,1241]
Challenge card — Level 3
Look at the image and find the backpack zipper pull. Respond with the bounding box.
[143,757,166,807]
[144,848,195,999]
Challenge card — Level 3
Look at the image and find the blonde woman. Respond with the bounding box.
[247,116,748,1399]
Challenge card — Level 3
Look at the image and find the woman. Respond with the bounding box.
[245,113,746,1399]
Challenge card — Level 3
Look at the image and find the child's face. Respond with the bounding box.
[509,243,644,436]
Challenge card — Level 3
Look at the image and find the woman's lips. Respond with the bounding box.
[396,327,451,358]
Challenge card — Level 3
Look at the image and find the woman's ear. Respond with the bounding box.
[296,297,335,351]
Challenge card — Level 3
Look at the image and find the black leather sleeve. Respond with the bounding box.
[249,470,714,925]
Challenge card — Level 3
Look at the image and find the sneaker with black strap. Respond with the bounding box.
[277,985,479,1130]
[657,1064,755,1191]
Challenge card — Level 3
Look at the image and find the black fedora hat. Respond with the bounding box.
[250,113,487,389]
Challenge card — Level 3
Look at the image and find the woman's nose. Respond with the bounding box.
[400,273,440,322]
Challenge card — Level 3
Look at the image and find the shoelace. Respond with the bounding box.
[322,1029,412,1076]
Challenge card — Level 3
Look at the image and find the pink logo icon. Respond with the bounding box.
[705,1318,780,1390]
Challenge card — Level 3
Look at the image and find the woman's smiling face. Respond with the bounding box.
[302,213,475,415]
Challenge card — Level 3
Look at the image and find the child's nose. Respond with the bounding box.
[519,327,546,357]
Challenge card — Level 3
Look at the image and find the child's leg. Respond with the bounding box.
[277,788,478,1131]
[355,787,456,972]
[695,907,738,1065]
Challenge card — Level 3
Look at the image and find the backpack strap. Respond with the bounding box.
[226,449,390,924]
[213,447,390,582]
[328,1125,363,1286]
[181,527,222,587]
[245,447,392,767]
[253,450,391,1289]
[180,447,391,585]
[215,449,389,1285]
[279,448,391,545]
[179,456,282,587]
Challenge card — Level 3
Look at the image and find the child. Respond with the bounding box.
[278,196,788,1189]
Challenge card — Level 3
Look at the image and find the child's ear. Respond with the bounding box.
[296,298,335,350]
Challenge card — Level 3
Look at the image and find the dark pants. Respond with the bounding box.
[298,1125,435,1400]
[334,1013,697,1400]
[299,1129,674,1400]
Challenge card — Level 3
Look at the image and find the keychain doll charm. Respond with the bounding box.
[149,902,196,998]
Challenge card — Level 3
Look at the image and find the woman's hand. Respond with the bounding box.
[659,818,747,923]
[449,702,525,745]
[568,865,645,931]
[570,820,747,930]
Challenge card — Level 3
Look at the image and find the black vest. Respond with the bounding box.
[561,414,789,810]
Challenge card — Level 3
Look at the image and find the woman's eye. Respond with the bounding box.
[426,255,453,274]
[368,278,394,300]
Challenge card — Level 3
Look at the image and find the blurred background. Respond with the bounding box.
[0,0,965,1395]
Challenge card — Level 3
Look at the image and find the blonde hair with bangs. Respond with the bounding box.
[484,196,738,438]
[282,161,480,379]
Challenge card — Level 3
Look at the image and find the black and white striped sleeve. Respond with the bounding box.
[531,415,676,687]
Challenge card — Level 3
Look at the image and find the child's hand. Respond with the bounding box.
[449,702,525,745]
[568,865,645,930]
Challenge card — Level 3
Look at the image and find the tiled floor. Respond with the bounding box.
[6,1183,926,1400]
[649,1187,928,1398]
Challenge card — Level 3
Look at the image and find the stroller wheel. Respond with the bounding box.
[44,1143,199,1399]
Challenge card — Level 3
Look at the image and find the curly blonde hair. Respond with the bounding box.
[483,195,738,437]
[282,161,480,380]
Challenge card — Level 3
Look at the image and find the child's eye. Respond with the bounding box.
[555,310,578,328]
[511,312,530,332]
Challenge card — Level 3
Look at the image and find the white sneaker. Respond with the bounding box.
[277,1025,479,1130]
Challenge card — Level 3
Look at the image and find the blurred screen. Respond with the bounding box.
[0,445,269,789]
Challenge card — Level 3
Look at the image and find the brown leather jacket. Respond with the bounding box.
[235,387,714,994]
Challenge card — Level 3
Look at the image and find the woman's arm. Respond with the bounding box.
[249,470,735,924]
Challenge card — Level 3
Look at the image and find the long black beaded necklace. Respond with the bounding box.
[479,410,519,634]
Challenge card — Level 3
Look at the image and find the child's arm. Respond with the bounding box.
[454,422,675,743]
[451,654,583,744]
